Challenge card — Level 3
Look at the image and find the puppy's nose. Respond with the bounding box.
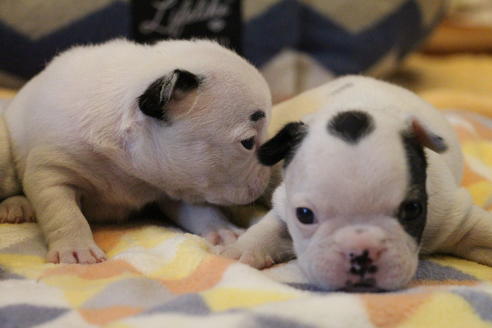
[334,225,387,276]
[348,250,379,277]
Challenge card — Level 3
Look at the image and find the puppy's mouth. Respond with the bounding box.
[338,279,386,293]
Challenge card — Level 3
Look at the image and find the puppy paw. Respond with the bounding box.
[216,242,275,269]
[204,228,244,246]
[0,196,36,223]
[47,243,107,264]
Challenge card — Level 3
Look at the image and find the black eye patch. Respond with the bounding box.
[327,111,374,144]
[397,133,429,243]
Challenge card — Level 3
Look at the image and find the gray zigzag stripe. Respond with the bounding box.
[414,260,477,281]
[0,304,68,328]
[453,289,492,322]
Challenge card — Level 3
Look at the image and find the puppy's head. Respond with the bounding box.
[131,41,272,205]
[259,91,447,291]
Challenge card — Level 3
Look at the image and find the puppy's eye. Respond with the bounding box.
[400,201,423,221]
[296,207,316,224]
[241,137,255,150]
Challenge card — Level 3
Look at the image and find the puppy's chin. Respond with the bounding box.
[163,164,271,206]
[170,185,263,206]
[167,185,265,206]
[204,186,263,206]
[179,194,207,204]
[203,168,271,206]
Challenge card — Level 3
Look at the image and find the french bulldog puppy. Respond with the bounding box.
[220,76,492,291]
[3,39,272,264]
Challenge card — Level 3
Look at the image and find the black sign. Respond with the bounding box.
[131,0,242,53]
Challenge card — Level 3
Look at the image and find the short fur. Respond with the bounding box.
[220,76,492,291]
[2,39,272,264]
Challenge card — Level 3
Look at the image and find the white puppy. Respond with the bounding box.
[3,39,272,264]
[221,76,492,291]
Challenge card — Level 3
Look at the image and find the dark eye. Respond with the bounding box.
[400,201,423,221]
[296,207,316,224]
[241,137,255,150]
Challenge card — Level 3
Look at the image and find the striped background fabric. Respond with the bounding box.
[0,0,445,101]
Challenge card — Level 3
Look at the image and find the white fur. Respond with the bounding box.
[3,39,272,264]
[220,76,492,291]
[0,114,33,224]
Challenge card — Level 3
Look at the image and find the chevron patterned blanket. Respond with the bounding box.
[2,86,492,327]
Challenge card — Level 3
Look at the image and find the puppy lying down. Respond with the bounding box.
[220,76,492,291]
[1,39,272,264]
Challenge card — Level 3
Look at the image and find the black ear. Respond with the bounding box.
[138,69,200,121]
[257,122,307,167]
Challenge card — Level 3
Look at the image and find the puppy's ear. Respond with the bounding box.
[407,117,447,153]
[138,69,200,121]
[258,122,307,166]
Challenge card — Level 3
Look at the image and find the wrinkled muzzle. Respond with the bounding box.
[297,223,419,292]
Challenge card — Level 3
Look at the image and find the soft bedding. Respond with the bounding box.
[3,56,492,327]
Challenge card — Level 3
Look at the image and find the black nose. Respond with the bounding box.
[349,249,378,277]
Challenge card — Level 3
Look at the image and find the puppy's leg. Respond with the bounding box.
[451,204,492,266]
[0,195,35,223]
[217,210,294,269]
[27,184,106,264]
[421,181,492,266]
[159,199,243,246]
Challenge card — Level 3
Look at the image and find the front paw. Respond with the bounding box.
[0,196,36,223]
[204,227,244,246]
[216,241,275,269]
[47,242,107,264]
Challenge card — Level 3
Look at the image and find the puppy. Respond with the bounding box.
[3,39,272,264]
[220,76,492,291]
